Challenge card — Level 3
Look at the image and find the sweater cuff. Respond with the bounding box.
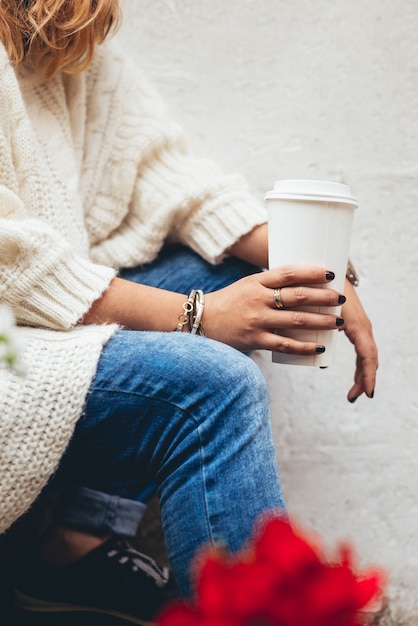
[182,193,267,264]
[16,255,116,330]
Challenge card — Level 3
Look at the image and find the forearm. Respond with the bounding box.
[83,220,268,331]
[82,277,187,331]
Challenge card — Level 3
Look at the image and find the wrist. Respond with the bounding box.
[174,289,205,335]
[227,223,268,268]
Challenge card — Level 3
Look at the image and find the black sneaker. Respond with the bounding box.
[13,536,179,625]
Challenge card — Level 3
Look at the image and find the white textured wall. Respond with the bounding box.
[120,1,418,621]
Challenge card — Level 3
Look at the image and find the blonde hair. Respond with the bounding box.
[0,0,121,80]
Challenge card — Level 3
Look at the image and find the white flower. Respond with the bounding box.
[0,305,26,375]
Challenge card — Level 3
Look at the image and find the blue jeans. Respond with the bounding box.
[51,245,285,594]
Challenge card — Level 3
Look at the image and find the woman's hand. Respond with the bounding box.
[228,223,378,401]
[204,265,345,353]
[341,279,378,402]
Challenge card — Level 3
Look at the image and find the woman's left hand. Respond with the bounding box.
[341,279,378,402]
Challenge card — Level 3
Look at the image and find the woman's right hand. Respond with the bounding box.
[203,265,345,354]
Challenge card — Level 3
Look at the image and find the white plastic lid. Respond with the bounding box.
[265,179,358,206]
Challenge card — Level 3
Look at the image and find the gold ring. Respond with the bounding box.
[273,288,285,309]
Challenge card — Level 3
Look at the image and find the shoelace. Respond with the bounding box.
[106,539,170,588]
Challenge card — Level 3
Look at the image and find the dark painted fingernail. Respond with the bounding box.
[315,345,326,353]
[370,389,375,399]
[338,295,346,304]
[349,396,358,403]
[325,271,335,281]
[336,317,344,327]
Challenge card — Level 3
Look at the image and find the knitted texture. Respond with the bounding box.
[0,36,267,532]
[0,326,116,534]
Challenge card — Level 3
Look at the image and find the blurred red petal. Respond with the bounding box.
[196,554,232,614]
[166,514,386,626]
[352,572,386,610]
[254,517,322,578]
[333,545,386,611]
[224,560,279,617]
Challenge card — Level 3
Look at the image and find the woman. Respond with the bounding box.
[0,1,377,623]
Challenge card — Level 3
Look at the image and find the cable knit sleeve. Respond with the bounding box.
[82,41,267,268]
[0,47,116,330]
[0,204,115,330]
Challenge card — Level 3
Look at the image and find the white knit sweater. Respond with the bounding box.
[0,37,267,533]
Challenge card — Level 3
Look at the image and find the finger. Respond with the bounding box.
[347,356,377,402]
[347,362,365,401]
[269,285,346,309]
[263,309,344,331]
[261,265,336,289]
[348,383,373,403]
[358,356,378,396]
[257,331,327,356]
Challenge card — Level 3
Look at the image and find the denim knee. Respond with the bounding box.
[189,340,271,431]
[49,331,273,520]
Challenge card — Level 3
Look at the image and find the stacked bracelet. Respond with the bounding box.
[174,290,196,332]
[174,289,205,335]
[191,290,205,335]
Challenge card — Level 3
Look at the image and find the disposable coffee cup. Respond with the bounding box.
[265,179,358,367]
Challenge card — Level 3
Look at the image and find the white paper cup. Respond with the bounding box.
[265,179,358,366]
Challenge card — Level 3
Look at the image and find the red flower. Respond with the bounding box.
[157,515,385,626]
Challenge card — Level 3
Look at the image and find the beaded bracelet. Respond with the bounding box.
[174,289,205,335]
[174,289,196,332]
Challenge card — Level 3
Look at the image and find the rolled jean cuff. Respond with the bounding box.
[54,487,146,537]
